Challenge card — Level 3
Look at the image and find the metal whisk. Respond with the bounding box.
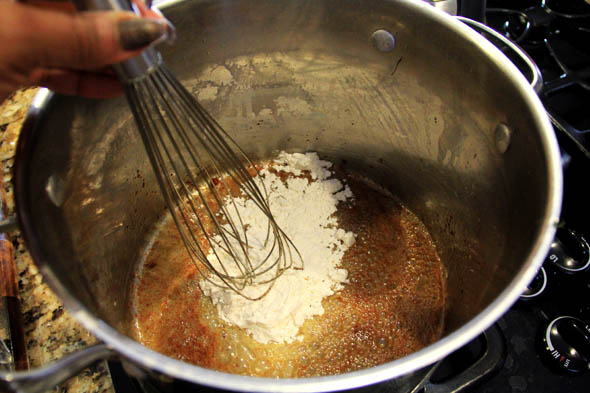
[76,0,302,299]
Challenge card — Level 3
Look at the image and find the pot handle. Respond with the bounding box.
[421,324,506,393]
[0,344,115,393]
[456,16,543,94]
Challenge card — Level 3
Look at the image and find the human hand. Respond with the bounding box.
[0,1,168,102]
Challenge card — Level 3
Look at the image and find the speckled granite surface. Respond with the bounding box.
[0,89,115,393]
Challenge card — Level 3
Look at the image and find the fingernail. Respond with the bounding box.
[118,18,167,51]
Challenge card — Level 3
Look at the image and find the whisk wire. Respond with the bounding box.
[145,73,255,289]
[161,67,270,210]
[127,78,218,286]
[124,61,303,299]
[149,69,262,284]
[161,69,288,274]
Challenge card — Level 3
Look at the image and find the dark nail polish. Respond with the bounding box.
[119,19,166,51]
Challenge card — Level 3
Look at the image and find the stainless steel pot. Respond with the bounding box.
[0,0,562,392]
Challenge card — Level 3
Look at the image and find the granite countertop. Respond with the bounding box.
[0,89,114,393]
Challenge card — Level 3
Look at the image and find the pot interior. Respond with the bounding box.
[17,0,556,382]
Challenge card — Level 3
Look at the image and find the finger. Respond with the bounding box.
[21,1,76,14]
[29,68,125,99]
[95,66,118,76]
[5,2,167,71]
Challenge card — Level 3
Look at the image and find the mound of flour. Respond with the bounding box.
[199,151,355,344]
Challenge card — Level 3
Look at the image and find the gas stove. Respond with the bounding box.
[421,1,590,391]
[109,1,590,392]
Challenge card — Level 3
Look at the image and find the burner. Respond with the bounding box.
[487,1,590,157]
[543,0,590,18]
[486,9,532,43]
[544,84,590,131]
[546,24,590,74]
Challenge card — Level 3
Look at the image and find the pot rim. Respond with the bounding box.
[14,1,562,391]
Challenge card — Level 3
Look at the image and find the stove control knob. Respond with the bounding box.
[545,228,590,273]
[520,266,547,300]
[541,316,590,373]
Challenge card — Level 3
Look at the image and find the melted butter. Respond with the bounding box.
[130,168,446,377]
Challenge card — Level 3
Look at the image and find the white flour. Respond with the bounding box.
[199,152,355,344]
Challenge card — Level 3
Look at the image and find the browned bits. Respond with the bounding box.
[131,167,446,377]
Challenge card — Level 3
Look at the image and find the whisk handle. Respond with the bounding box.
[72,0,163,82]
[114,48,162,82]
